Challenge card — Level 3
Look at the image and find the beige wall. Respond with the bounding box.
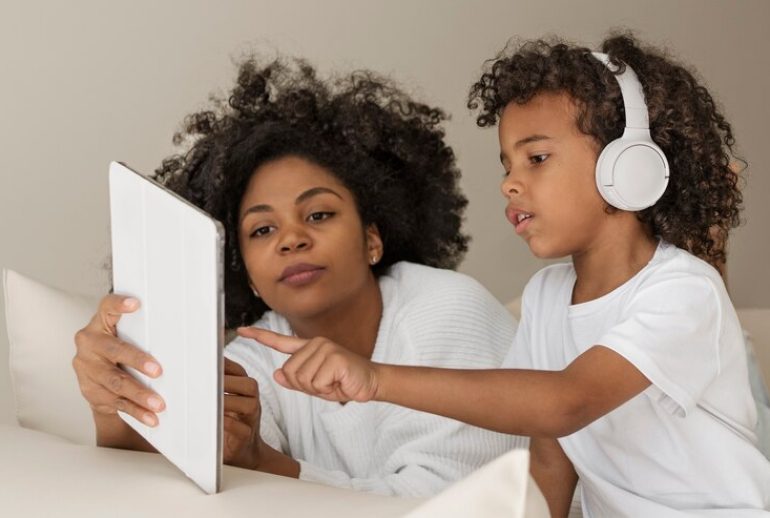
[1,0,768,422]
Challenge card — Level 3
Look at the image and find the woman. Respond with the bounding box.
[72,56,524,496]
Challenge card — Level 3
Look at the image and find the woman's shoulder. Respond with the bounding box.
[379,263,516,366]
[383,262,506,311]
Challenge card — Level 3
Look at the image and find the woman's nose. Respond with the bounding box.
[278,226,311,253]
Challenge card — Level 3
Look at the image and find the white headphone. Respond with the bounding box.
[592,52,669,211]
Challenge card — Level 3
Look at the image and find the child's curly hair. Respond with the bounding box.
[154,57,468,329]
[468,33,743,270]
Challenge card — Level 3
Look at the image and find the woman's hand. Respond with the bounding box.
[223,357,300,477]
[72,294,165,431]
[222,358,262,469]
[237,327,380,403]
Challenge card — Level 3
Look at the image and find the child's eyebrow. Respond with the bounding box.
[513,134,551,149]
[499,135,552,164]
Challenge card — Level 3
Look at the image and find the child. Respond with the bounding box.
[73,56,522,496]
[246,35,770,515]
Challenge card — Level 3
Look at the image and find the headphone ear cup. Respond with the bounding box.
[595,138,670,211]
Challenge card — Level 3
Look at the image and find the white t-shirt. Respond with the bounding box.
[504,241,770,516]
[226,262,526,497]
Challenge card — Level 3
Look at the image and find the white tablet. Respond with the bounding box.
[109,161,224,494]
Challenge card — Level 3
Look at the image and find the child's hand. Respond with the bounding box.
[222,358,262,469]
[237,328,380,403]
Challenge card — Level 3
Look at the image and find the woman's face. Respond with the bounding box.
[238,155,382,319]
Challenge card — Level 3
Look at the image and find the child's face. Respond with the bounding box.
[238,155,381,319]
[498,92,610,259]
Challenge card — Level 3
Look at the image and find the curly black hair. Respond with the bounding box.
[468,32,743,270]
[153,57,468,329]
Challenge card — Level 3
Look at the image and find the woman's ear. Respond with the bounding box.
[365,223,384,266]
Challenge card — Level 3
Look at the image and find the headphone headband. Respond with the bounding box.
[591,52,649,130]
[591,52,669,211]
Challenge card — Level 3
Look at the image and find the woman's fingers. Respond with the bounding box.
[223,415,254,463]
[224,394,260,421]
[87,362,165,412]
[224,373,258,397]
[80,377,160,427]
[75,329,162,378]
[224,357,248,377]
[94,293,141,333]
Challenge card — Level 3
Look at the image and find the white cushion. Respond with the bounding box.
[405,449,549,518]
[3,269,97,444]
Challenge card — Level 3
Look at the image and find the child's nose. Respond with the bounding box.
[500,174,523,199]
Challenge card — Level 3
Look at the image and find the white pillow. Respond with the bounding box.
[3,269,97,445]
[405,449,549,518]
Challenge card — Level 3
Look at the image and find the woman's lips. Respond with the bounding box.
[279,264,326,286]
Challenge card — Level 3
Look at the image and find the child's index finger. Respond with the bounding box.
[236,327,307,354]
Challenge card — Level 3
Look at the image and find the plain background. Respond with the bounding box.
[1,0,768,424]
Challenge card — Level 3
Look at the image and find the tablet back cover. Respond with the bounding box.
[109,161,223,494]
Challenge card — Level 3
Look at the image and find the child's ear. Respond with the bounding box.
[365,223,384,266]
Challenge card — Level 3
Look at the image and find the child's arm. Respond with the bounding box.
[240,328,651,438]
[530,437,577,518]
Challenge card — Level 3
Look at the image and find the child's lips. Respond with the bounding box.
[505,207,534,234]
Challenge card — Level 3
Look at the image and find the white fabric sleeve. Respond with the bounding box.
[296,272,524,496]
[224,342,289,453]
[399,272,517,369]
[598,274,722,417]
[298,405,524,496]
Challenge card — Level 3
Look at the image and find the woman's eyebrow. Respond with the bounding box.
[241,203,273,219]
[295,186,343,204]
[241,187,343,221]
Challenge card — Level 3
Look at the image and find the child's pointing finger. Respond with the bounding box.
[237,327,308,354]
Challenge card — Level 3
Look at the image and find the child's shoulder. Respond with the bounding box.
[640,242,724,288]
[524,262,575,294]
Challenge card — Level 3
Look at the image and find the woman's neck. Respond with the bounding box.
[286,275,383,360]
[571,217,657,305]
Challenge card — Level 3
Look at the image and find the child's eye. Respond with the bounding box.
[249,225,274,238]
[530,154,549,165]
[307,211,334,223]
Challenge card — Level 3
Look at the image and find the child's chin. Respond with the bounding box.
[527,243,565,261]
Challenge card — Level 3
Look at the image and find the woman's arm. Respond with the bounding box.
[296,407,521,496]
[530,437,577,518]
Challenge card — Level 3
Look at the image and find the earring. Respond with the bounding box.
[251,286,260,298]
[370,255,379,265]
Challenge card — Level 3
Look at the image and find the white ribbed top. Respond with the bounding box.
[226,262,527,496]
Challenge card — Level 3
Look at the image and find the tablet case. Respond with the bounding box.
[109,161,224,494]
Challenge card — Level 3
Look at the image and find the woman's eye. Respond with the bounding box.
[307,211,334,222]
[249,226,274,238]
[530,154,549,165]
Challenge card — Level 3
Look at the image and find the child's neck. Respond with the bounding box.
[286,277,383,360]
[571,221,658,305]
